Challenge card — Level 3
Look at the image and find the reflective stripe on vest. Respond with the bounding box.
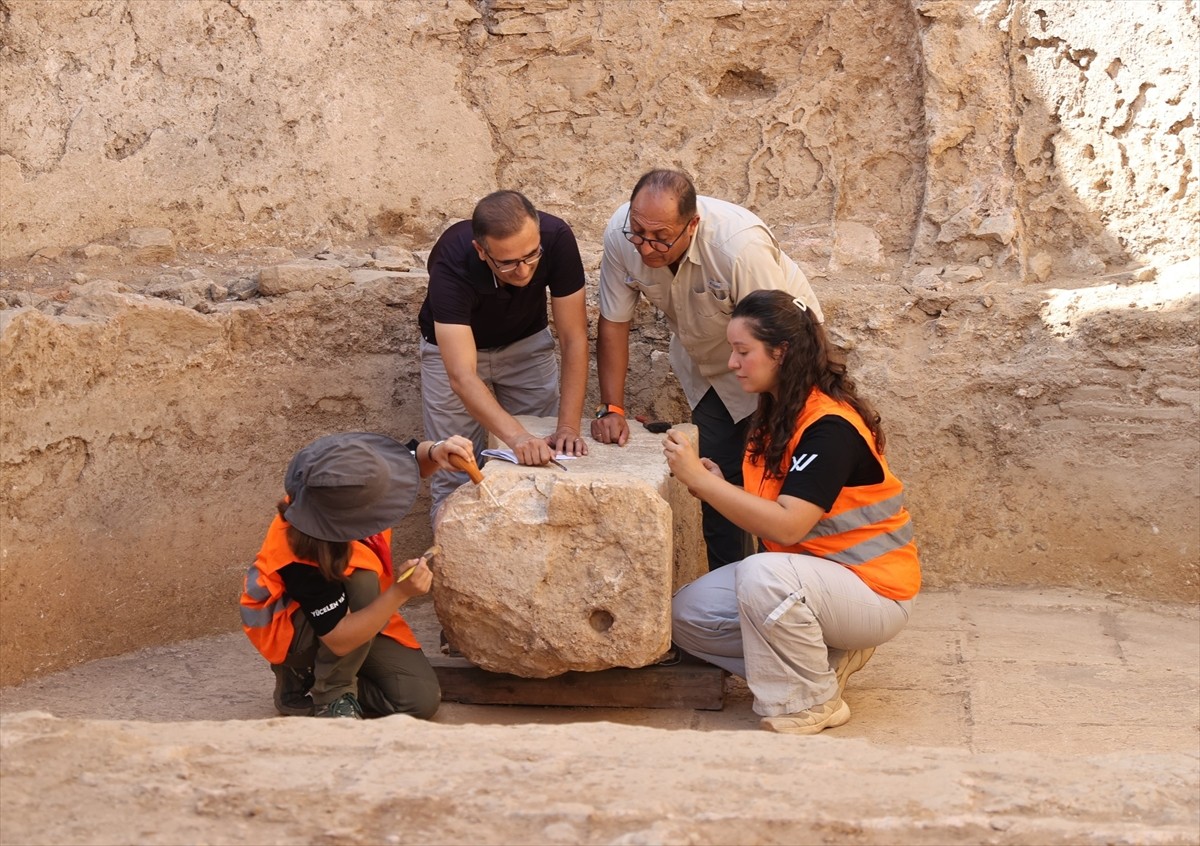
[239,562,291,629]
[807,514,915,566]
[803,491,907,540]
[240,514,419,664]
[743,388,921,601]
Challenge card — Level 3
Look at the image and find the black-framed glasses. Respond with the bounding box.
[622,212,694,253]
[483,243,543,273]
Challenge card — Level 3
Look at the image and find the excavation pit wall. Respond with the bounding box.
[1,0,1198,686]
[2,256,1197,686]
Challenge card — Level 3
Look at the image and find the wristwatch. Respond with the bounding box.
[594,403,625,419]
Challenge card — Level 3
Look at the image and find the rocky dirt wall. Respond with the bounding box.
[0,279,434,683]
[4,1,1195,269]
[2,260,1196,687]
[1,0,1197,686]
[0,0,498,256]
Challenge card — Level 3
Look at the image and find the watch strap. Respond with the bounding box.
[595,403,625,419]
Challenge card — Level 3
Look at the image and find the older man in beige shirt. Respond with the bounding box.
[593,169,823,571]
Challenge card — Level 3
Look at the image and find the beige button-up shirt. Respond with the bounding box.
[599,195,823,422]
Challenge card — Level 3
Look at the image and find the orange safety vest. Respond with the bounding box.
[742,388,921,601]
[239,514,420,664]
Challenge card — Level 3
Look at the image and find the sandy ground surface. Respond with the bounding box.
[2,587,1197,845]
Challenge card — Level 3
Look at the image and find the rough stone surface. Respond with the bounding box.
[0,0,1194,725]
[4,1,1193,273]
[124,226,176,264]
[1,588,1196,846]
[371,245,416,271]
[433,418,702,677]
[257,258,352,295]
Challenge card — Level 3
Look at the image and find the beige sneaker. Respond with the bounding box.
[834,646,875,698]
[760,698,851,735]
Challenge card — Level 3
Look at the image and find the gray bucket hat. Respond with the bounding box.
[283,432,419,542]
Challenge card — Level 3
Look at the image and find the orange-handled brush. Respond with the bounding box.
[448,452,501,507]
[448,452,485,484]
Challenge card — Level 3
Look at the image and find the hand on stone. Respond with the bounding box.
[590,411,629,446]
[512,432,553,466]
[548,426,588,457]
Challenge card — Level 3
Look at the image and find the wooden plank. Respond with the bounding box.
[430,654,727,711]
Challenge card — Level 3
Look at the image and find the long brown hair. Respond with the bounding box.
[276,500,351,582]
[734,290,885,481]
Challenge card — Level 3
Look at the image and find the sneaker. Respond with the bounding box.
[271,664,314,717]
[760,698,851,735]
[834,647,875,698]
[313,692,363,719]
[655,647,680,666]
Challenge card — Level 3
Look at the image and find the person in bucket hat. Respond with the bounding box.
[240,431,475,719]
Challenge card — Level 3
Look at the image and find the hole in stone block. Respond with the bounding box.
[589,609,614,633]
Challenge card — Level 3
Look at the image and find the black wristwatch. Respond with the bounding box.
[594,403,625,419]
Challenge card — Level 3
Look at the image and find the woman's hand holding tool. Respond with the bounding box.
[395,544,439,597]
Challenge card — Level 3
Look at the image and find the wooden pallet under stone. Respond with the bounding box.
[429,652,727,711]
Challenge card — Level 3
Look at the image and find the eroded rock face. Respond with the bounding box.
[257,259,352,295]
[432,419,703,678]
[0,1,1196,689]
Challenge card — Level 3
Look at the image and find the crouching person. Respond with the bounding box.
[240,431,476,719]
[664,290,920,735]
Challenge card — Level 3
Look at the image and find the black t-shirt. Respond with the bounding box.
[278,563,349,637]
[776,416,884,511]
[417,212,585,349]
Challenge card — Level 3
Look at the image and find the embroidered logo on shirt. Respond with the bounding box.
[706,278,730,300]
[790,454,818,473]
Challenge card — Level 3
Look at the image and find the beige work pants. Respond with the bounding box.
[672,552,913,716]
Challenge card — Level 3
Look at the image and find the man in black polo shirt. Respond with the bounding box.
[417,190,589,518]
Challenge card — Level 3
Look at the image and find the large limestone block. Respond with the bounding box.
[433,418,704,678]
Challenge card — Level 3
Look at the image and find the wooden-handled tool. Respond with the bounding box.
[448,452,501,507]
[396,544,440,583]
[448,452,485,484]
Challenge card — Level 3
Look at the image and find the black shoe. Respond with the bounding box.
[314,692,363,719]
[271,664,314,717]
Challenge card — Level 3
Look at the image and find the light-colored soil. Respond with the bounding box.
[3,587,1197,845]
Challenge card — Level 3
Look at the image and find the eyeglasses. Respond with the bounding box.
[622,212,694,253]
[483,243,543,273]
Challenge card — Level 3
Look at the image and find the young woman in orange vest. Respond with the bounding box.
[240,431,475,719]
[664,289,920,735]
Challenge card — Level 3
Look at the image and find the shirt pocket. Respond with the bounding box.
[690,277,733,320]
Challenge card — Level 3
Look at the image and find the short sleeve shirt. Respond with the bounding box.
[598,196,823,422]
[418,212,585,350]
[278,564,349,637]
[777,416,884,511]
